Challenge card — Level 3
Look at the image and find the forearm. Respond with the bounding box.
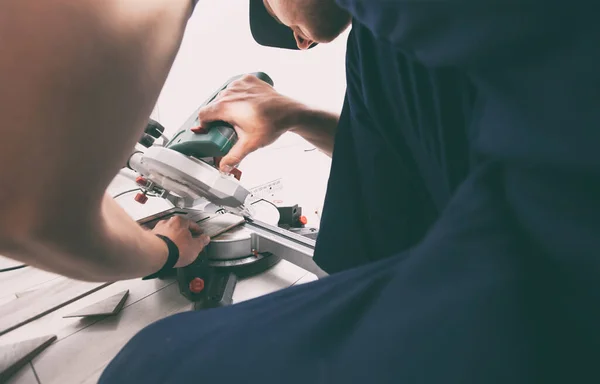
[0,0,195,278]
[289,108,339,157]
[0,194,167,282]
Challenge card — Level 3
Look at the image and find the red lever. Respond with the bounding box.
[230,168,242,181]
[298,216,308,226]
[191,126,208,134]
[135,176,147,186]
[189,278,205,294]
[134,192,148,204]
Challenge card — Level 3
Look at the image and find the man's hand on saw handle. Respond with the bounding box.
[197,75,341,172]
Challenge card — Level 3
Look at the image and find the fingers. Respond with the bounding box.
[197,75,264,126]
[151,216,212,268]
[196,234,211,247]
[162,217,209,240]
[187,220,202,234]
[197,101,226,127]
[185,220,210,245]
[183,219,208,242]
[196,80,240,126]
[219,137,257,172]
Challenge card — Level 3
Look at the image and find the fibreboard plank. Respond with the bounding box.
[197,213,245,238]
[0,279,111,336]
[0,335,56,382]
[0,278,172,345]
[5,362,38,384]
[32,284,192,384]
[63,290,129,318]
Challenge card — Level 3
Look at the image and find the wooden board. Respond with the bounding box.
[32,283,193,384]
[31,260,308,384]
[0,335,56,383]
[5,363,38,384]
[63,290,129,318]
[14,277,65,299]
[0,256,25,271]
[0,278,173,345]
[197,213,245,238]
[0,267,59,304]
[0,279,111,336]
[292,272,319,286]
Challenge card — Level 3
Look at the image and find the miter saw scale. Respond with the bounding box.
[126,72,325,310]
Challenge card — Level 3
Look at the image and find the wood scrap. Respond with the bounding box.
[4,362,38,384]
[14,276,64,299]
[0,279,111,336]
[63,290,129,318]
[197,213,245,238]
[0,335,56,383]
[32,284,192,384]
[0,267,60,305]
[31,260,307,384]
[0,278,173,345]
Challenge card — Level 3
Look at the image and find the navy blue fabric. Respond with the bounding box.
[100,3,600,383]
[313,15,474,274]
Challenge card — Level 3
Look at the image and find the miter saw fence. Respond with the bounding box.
[128,72,274,216]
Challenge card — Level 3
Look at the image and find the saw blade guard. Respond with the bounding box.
[139,146,250,210]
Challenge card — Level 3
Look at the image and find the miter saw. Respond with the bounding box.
[124,72,326,310]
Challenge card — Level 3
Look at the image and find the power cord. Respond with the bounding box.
[112,188,142,199]
[112,188,162,200]
[0,264,27,273]
[251,198,278,210]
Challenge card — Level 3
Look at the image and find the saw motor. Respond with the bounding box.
[127,72,274,215]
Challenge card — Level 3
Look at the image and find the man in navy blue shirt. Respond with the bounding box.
[101,1,600,383]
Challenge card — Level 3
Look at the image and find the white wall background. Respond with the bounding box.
[147,0,349,226]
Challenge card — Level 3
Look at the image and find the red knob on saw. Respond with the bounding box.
[191,126,208,134]
[189,278,205,293]
[135,176,147,186]
[134,192,148,204]
[230,168,242,181]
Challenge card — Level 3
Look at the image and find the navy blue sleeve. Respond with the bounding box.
[334,2,600,165]
[335,0,600,295]
[335,0,600,372]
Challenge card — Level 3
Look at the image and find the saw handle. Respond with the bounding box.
[194,72,274,134]
[165,72,274,159]
[206,71,273,106]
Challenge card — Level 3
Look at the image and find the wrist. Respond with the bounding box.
[143,231,170,276]
[288,106,338,136]
[287,105,319,135]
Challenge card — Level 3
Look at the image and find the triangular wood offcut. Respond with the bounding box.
[63,290,129,318]
[0,334,57,382]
